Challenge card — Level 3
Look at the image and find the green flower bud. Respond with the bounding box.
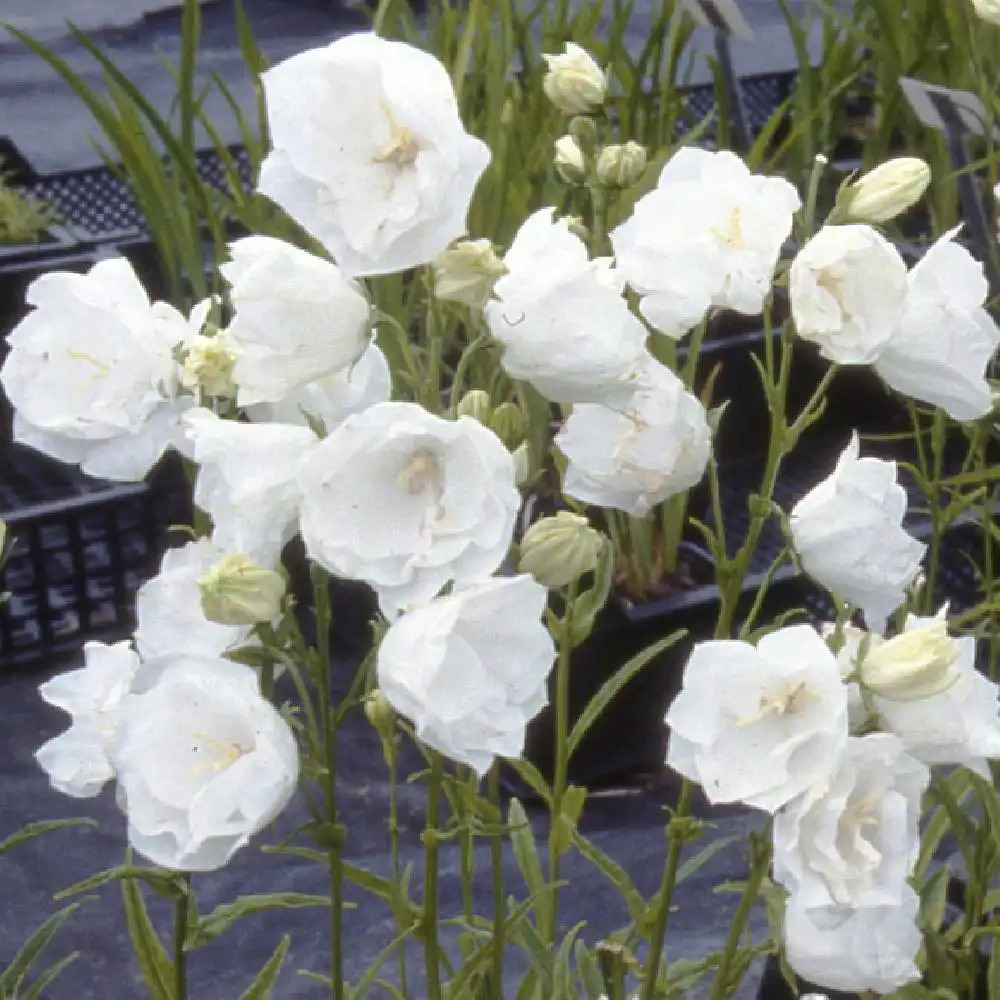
[181,331,238,398]
[432,239,507,308]
[456,389,493,424]
[198,554,286,625]
[832,157,931,225]
[364,689,396,740]
[568,114,599,155]
[595,140,647,188]
[519,511,604,588]
[490,401,524,448]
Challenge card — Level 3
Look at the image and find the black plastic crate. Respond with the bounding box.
[0,448,191,670]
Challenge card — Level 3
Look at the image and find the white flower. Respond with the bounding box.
[834,157,931,225]
[377,575,555,774]
[432,239,507,308]
[258,32,491,277]
[485,208,648,405]
[970,0,1000,25]
[298,402,519,617]
[0,257,194,481]
[783,890,922,995]
[872,610,1000,776]
[541,42,607,115]
[790,433,926,631]
[182,409,318,567]
[555,359,711,516]
[773,734,928,909]
[665,624,848,813]
[611,148,801,339]
[220,236,372,407]
[35,641,140,798]
[860,617,959,700]
[111,655,298,871]
[873,230,1000,420]
[134,538,255,662]
[790,224,908,364]
[245,341,391,432]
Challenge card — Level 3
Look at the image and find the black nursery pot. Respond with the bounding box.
[520,542,721,790]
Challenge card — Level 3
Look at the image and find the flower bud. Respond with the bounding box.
[456,389,493,424]
[970,0,1000,25]
[595,141,647,188]
[518,511,604,589]
[181,331,238,398]
[432,238,507,309]
[511,441,531,487]
[833,157,931,225]
[859,620,958,701]
[553,135,587,185]
[364,689,396,741]
[489,401,524,448]
[568,115,599,154]
[198,554,286,625]
[542,43,607,116]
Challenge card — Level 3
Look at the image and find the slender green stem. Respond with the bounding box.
[660,492,688,578]
[489,765,505,997]
[424,754,444,1000]
[639,780,694,1000]
[387,739,409,998]
[546,581,578,944]
[460,771,476,922]
[173,877,191,1000]
[708,825,772,1000]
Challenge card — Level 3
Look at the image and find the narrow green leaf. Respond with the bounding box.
[508,798,552,933]
[237,936,291,1000]
[0,904,81,994]
[122,879,175,1000]
[676,835,738,885]
[57,866,190,902]
[571,829,646,927]
[567,629,686,757]
[21,950,80,1000]
[0,818,96,857]
[186,893,331,949]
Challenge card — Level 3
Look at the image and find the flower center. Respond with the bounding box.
[66,348,111,378]
[188,730,251,778]
[736,680,818,727]
[373,105,421,170]
[711,208,746,249]
[396,449,443,496]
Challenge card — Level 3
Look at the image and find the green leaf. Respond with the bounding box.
[20,950,80,1000]
[122,879,175,1000]
[550,784,587,861]
[56,865,190,902]
[186,894,332,949]
[567,628,686,758]
[568,539,615,647]
[0,818,96,857]
[676,834,738,885]
[508,798,552,934]
[571,830,646,927]
[919,867,951,934]
[0,903,82,996]
[237,936,291,1000]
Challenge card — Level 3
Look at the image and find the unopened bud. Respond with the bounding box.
[456,389,493,424]
[490,401,524,448]
[554,135,587,185]
[198,554,286,625]
[833,157,931,225]
[364,689,396,740]
[432,239,507,309]
[519,511,604,589]
[568,115,599,155]
[860,620,958,701]
[595,141,647,188]
[970,0,1000,25]
[542,43,607,116]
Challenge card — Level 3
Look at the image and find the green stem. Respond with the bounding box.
[424,754,444,1000]
[708,826,772,1000]
[639,780,694,1000]
[659,492,688,578]
[546,581,577,944]
[387,739,409,998]
[489,765,506,995]
[173,877,191,1000]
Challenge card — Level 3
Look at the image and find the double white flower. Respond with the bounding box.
[485,208,648,405]
[0,257,197,481]
[790,433,926,631]
[258,33,490,277]
[298,402,520,617]
[612,147,801,339]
